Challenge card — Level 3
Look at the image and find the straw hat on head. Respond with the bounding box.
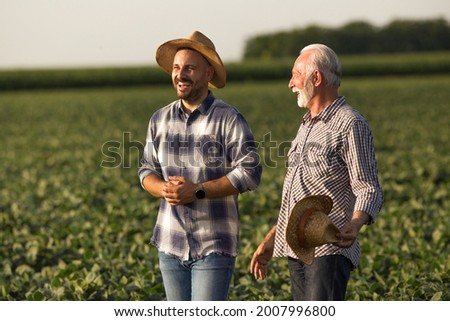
[155,31,226,89]
[286,195,340,265]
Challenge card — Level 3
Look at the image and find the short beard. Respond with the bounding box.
[295,77,314,108]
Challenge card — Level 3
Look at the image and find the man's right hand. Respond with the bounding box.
[250,225,277,280]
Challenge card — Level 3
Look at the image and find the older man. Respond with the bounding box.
[250,44,383,300]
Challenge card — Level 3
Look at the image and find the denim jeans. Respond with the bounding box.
[288,255,352,301]
[158,252,236,301]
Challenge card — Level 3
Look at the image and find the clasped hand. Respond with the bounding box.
[162,176,196,206]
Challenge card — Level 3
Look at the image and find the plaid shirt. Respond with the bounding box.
[273,96,383,268]
[138,92,262,261]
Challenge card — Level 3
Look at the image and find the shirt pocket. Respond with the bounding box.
[302,142,332,178]
[197,134,223,167]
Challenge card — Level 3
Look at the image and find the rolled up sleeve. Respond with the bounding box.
[346,120,384,224]
[138,126,163,188]
[225,115,262,193]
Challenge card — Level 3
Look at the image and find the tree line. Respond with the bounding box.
[243,18,450,59]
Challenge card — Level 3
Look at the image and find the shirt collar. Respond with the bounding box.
[177,91,215,116]
[303,96,346,124]
[196,91,215,115]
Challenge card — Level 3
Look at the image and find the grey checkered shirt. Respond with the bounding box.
[138,92,262,261]
[273,96,383,268]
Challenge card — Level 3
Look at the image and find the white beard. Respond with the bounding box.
[294,79,314,108]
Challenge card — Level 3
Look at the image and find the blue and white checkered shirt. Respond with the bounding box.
[138,92,262,261]
[273,96,383,268]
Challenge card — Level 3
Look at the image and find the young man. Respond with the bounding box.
[138,31,262,300]
[250,44,383,300]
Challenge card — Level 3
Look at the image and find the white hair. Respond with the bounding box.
[300,44,342,87]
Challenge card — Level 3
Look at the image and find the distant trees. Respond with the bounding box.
[243,18,450,59]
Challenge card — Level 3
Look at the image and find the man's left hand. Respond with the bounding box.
[335,211,369,248]
[162,176,196,206]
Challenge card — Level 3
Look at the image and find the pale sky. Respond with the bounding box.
[1,0,449,69]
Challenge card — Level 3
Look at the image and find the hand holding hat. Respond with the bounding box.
[286,195,340,265]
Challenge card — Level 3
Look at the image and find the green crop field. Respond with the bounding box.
[0,74,448,300]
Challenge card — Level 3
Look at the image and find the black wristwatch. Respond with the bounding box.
[195,183,206,199]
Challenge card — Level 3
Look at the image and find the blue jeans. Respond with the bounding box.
[158,252,236,301]
[288,255,352,301]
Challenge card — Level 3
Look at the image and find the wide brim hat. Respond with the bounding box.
[155,31,226,89]
[286,195,340,265]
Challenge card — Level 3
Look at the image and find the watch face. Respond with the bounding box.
[196,189,206,199]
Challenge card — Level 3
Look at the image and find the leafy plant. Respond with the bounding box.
[0,74,448,300]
